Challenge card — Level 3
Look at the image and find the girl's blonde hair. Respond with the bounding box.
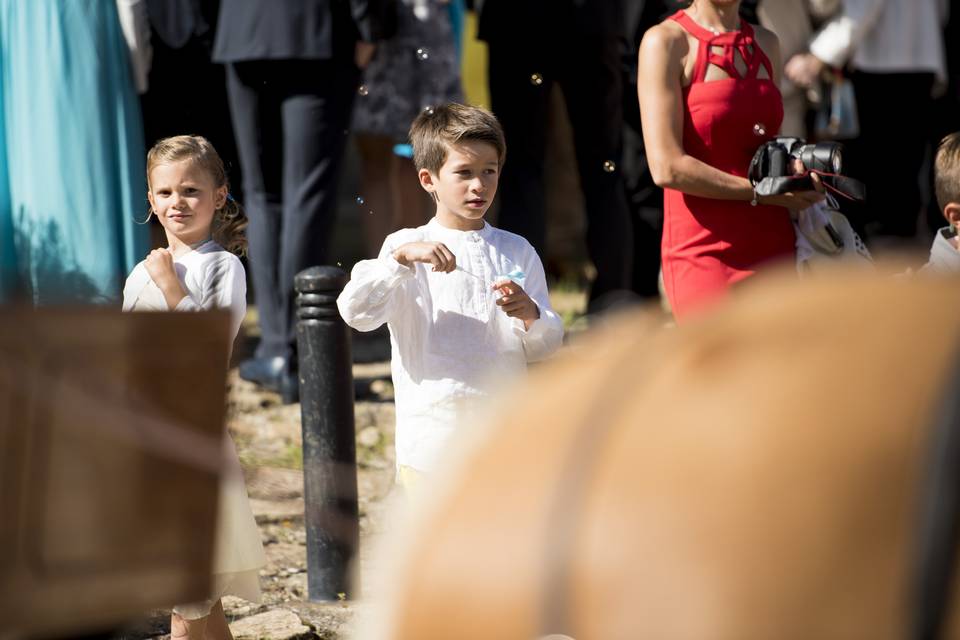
[146,135,248,255]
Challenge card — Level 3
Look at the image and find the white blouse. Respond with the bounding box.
[338,218,564,471]
[121,240,247,344]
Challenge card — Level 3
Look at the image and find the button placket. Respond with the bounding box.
[466,234,486,316]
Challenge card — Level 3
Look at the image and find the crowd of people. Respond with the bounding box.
[2,0,957,326]
[2,0,959,631]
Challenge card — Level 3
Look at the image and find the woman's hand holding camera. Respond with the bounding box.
[757,172,826,211]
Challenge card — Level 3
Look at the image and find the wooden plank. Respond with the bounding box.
[0,307,232,637]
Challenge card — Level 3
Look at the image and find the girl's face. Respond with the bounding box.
[148,159,226,248]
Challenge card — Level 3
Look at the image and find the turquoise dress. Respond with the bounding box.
[0,0,148,304]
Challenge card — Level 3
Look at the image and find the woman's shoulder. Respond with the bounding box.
[644,18,689,45]
[640,18,692,60]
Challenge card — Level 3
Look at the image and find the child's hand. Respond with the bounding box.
[393,242,457,273]
[144,248,187,309]
[493,279,540,330]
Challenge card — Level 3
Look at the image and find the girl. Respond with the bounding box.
[637,0,825,321]
[122,135,265,640]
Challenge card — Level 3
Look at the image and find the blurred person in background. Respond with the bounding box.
[140,0,243,204]
[0,0,149,304]
[785,0,948,243]
[478,0,636,314]
[352,0,464,258]
[755,0,817,138]
[214,0,396,402]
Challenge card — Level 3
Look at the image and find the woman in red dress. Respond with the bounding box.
[638,0,824,321]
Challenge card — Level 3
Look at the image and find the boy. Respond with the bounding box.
[922,132,960,274]
[337,103,564,481]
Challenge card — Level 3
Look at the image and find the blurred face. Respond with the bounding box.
[420,140,500,231]
[148,159,226,248]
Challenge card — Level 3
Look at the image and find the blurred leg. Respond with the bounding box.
[559,37,635,311]
[225,62,285,359]
[391,153,433,231]
[355,133,396,256]
[485,41,551,256]
[278,57,360,357]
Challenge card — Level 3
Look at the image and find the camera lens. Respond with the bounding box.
[800,142,844,174]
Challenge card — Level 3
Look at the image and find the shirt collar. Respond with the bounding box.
[427,217,493,243]
[929,227,960,269]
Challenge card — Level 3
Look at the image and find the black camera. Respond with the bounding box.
[749,136,864,201]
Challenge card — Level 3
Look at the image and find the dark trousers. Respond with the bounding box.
[848,71,935,238]
[226,58,359,360]
[486,36,634,311]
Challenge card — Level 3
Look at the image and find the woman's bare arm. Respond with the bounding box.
[637,23,756,201]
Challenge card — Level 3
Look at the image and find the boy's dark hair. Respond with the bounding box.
[409,103,506,173]
[935,132,960,212]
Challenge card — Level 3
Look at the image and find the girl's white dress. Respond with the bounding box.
[122,240,266,618]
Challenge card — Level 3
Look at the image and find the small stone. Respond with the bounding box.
[229,609,312,640]
[358,426,381,448]
[370,379,393,397]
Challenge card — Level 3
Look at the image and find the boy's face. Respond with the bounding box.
[420,140,499,231]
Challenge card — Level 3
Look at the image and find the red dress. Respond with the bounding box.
[661,10,795,321]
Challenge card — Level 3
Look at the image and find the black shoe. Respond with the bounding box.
[239,356,300,404]
[239,356,289,386]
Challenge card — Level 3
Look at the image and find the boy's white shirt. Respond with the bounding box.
[921,227,960,274]
[121,239,247,342]
[337,218,564,472]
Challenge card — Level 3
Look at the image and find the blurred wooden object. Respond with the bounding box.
[0,308,231,638]
[376,270,960,639]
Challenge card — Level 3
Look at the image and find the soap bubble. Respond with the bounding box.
[603,160,617,173]
[753,123,767,136]
[358,85,369,97]
[416,47,429,61]
[356,196,365,205]
[530,73,544,86]
[422,105,435,116]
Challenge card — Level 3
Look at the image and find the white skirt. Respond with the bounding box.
[173,435,267,619]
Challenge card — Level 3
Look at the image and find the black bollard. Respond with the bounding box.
[295,266,359,601]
